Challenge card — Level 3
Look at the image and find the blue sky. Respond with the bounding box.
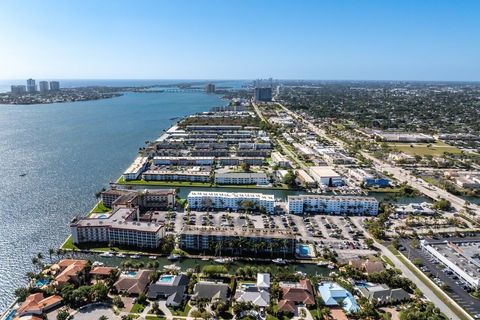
[0,0,479,80]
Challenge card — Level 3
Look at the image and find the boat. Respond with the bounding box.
[116,253,126,258]
[130,254,141,259]
[92,261,104,267]
[214,258,233,264]
[272,258,287,265]
[201,257,210,261]
[19,173,27,177]
[163,264,181,271]
[99,252,114,258]
[316,261,329,267]
[327,263,336,269]
[167,254,180,261]
[149,255,158,260]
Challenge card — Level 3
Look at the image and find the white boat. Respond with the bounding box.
[130,254,141,259]
[149,255,158,260]
[100,252,114,257]
[163,264,181,271]
[316,261,329,267]
[214,258,233,264]
[272,258,287,265]
[167,254,180,261]
[116,253,126,258]
[327,263,336,269]
[92,261,104,266]
[201,257,210,261]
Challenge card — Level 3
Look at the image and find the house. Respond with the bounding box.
[114,269,153,295]
[54,259,89,288]
[318,282,359,313]
[277,279,315,313]
[147,274,189,306]
[90,266,116,279]
[15,293,63,318]
[192,281,229,302]
[358,284,410,305]
[348,258,385,275]
[234,273,271,308]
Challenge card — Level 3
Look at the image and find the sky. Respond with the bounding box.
[0,0,479,81]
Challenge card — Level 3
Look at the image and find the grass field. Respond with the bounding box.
[389,142,462,156]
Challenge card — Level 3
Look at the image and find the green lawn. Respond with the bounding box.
[117,176,212,187]
[60,236,154,254]
[388,246,471,320]
[170,303,191,316]
[130,303,146,313]
[389,142,462,156]
[90,200,111,213]
[146,316,166,320]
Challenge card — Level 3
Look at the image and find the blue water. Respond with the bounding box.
[125,271,138,277]
[0,83,229,313]
[297,244,311,256]
[35,278,50,287]
[158,275,174,283]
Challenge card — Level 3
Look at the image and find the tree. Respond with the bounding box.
[99,316,109,320]
[365,238,374,248]
[57,309,70,320]
[112,296,124,308]
[241,162,251,172]
[433,198,451,211]
[282,170,296,187]
[14,287,29,302]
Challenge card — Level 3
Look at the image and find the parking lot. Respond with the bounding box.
[399,238,480,317]
[152,209,376,260]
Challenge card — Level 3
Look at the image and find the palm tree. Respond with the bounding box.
[48,248,55,263]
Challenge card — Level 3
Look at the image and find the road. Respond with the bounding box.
[275,101,480,216]
[351,218,473,320]
[361,152,480,216]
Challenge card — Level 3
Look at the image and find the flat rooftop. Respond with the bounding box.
[430,241,480,280]
[181,226,295,239]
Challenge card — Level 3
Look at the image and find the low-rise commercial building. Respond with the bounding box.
[309,166,344,186]
[287,195,379,215]
[187,191,275,213]
[421,240,480,290]
[295,169,316,187]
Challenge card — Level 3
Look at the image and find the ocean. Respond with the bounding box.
[0,80,238,311]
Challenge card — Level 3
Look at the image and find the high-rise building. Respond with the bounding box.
[26,79,36,93]
[49,81,60,91]
[205,83,215,93]
[39,81,49,93]
[10,85,27,95]
[254,87,272,102]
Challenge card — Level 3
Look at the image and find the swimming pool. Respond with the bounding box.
[297,244,312,257]
[124,271,137,277]
[158,275,174,283]
[35,278,50,287]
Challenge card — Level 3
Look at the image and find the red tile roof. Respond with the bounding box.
[55,259,88,284]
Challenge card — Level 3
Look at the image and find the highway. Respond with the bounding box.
[275,101,480,216]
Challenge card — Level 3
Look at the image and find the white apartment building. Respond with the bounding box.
[70,207,165,248]
[187,191,275,213]
[142,170,210,182]
[153,156,214,166]
[271,151,291,168]
[214,172,269,185]
[287,195,379,215]
[123,156,149,180]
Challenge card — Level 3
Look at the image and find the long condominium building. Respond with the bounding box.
[142,170,210,182]
[287,195,379,215]
[187,191,275,213]
[70,207,165,248]
[123,156,149,180]
[153,156,214,166]
[214,171,269,185]
[179,226,296,257]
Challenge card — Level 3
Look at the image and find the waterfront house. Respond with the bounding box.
[54,259,89,288]
[192,281,229,302]
[114,269,153,295]
[277,279,315,313]
[147,274,189,306]
[15,293,63,318]
[317,282,359,313]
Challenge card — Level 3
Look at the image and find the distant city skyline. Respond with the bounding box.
[1,0,479,81]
